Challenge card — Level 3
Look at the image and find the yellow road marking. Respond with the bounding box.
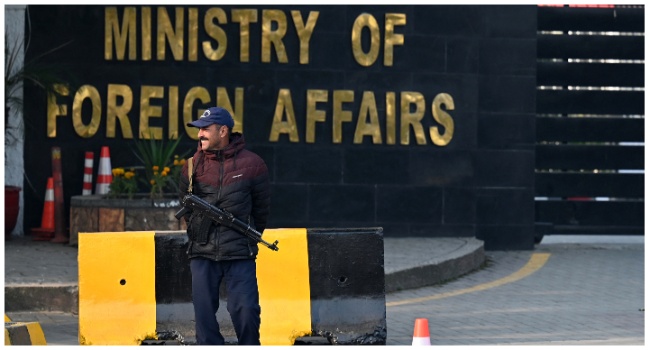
[387,252,551,307]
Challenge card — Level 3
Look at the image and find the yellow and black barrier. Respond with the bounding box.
[78,228,385,345]
[4,315,47,345]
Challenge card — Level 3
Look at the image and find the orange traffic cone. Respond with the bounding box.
[31,177,55,241]
[412,318,431,346]
[95,146,112,195]
[82,151,94,195]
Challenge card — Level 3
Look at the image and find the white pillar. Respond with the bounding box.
[5,5,27,236]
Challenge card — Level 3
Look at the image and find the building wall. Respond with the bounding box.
[19,5,537,249]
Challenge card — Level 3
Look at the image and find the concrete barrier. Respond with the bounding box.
[78,227,385,345]
[304,227,386,344]
[4,315,47,345]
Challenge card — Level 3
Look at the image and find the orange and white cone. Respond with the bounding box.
[82,151,94,195]
[31,177,55,241]
[412,318,431,346]
[95,146,112,195]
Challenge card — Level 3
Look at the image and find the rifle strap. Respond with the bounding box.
[188,157,194,194]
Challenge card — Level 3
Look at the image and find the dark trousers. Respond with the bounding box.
[190,258,261,345]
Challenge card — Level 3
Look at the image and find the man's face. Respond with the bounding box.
[197,124,228,151]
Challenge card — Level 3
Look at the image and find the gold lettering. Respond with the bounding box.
[332,90,354,143]
[269,89,299,142]
[400,91,426,145]
[292,10,319,65]
[72,85,102,138]
[46,84,69,138]
[141,7,152,61]
[262,10,288,63]
[105,7,136,60]
[354,91,382,144]
[139,85,164,139]
[232,9,258,63]
[306,89,328,143]
[351,13,380,67]
[203,8,228,61]
[384,13,406,66]
[430,93,455,146]
[188,8,199,62]
[168,86,179,139]
[107,84,134,139]
[49,83,455,146]
[386,92,396,145]
[157,7,184,61]
[183,87,211,140]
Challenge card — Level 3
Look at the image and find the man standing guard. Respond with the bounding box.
[179,107,271,345]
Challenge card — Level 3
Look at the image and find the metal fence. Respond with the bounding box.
[535,5,644,237]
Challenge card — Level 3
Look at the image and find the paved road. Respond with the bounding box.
[6,235,644,345]
[385,235,644,345]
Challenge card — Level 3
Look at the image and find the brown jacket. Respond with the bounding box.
[179,133,270,260]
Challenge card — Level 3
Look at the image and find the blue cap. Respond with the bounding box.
[187,107,235,129]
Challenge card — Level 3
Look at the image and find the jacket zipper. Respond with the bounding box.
[216,151,225,260]
[217,151,225,200]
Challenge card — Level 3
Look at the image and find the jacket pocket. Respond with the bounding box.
[188,212,213,244]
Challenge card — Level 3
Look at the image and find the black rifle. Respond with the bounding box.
[175,193,279,251]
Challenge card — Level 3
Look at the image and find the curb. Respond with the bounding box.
[4,321,47,345]
[4,284,78,313]
[4,239,485,312]
[384,238,485,293]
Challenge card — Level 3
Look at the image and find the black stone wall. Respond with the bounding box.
[22,5,537,250]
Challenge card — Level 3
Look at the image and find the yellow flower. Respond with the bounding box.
[108,167,137,198]
[133,134,189,198]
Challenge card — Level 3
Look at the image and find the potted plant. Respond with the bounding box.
[132,133,189,199]
[105,134,189,199]
[4,185,21,240]
[67,136,191,246]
